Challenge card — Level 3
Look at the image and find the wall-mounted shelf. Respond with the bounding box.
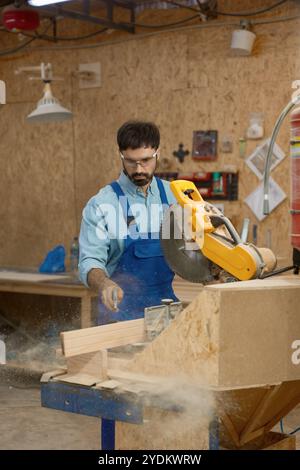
[155,171,239,201]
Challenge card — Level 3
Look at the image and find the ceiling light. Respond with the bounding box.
[28,0,72,7]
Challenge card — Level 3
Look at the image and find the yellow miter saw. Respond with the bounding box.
[160,180,277,283]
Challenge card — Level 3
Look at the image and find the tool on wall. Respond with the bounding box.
[173,143,189,164]
[192,130,218,161]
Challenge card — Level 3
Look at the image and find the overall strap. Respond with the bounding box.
[155,177,169,206]
[110,181,137,230]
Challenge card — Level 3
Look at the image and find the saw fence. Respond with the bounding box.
[41,276,300,450]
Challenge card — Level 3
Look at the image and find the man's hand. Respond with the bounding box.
[87,268,123,311]
[101,279,123,311]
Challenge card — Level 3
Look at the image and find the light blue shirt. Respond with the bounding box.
[79,172,176,286]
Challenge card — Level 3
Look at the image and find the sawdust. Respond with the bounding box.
[127,289,220,385]
[115,374,215,450]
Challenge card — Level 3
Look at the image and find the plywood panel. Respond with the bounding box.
[0,0,298,270]
[125,277,300,388]
[0,100,76,267]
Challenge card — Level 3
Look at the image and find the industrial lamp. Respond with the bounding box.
[231,21,256,56]
[27,82,72,122]
[15,62,72,123]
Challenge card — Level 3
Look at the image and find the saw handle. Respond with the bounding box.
[210,215,242,246]
[170,180,204,206]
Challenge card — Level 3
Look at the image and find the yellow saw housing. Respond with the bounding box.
[169,180,276,281]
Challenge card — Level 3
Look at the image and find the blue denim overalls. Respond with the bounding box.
[97,177,178,324]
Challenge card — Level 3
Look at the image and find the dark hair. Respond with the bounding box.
[117,120,160,151]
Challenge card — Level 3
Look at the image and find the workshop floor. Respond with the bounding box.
[0,367,100,450]
[0,367,299,450]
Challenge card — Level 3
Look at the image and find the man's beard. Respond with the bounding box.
[123,166,155,187]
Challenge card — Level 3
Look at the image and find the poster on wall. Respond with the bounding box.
[192,130,218,161]
[244,177,286,221]
[245,138,285,180]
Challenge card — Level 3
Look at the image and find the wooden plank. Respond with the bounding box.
[95,380,121,390]
[66,350,108,381]
[0,282,90,297]
[239,425,266,447]
[239,384,282,446]
[61,319,146,357]
[53,373,100,386]
[108,356,134,370]
[0,271,67,282]
[108,369,159,385]
[219,412,241,448]
[264,432,296,450]
[40,368,67,383]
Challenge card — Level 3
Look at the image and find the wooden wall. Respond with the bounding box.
[0,0,299,268]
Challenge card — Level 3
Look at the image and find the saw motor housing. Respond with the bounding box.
[160,180,277,283]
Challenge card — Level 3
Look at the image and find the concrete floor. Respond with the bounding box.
[0,367,100,450]
[0,367,299,450]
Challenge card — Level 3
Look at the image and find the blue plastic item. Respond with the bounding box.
[39,245,66,274]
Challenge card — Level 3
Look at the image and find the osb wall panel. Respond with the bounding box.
[0,0,299,268]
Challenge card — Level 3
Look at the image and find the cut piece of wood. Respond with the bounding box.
[108,369,160,385]
[95,379,122,390]
[53,373,100,386]
[61,318,146,357]
[66,350,108,381]
[40,368,67,383]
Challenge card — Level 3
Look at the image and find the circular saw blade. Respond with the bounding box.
[160,205,214,283]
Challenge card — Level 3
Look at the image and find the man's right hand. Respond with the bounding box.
[101,279,124,311]
[87,268,124,312]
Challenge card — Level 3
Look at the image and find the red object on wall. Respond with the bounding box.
[2,7,40,31]
[290,106,300,250]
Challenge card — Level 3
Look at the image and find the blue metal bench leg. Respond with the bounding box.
[209,416,219,450]
[101,419,116,450]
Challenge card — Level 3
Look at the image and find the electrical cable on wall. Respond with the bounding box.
[280,418,300,435]
[0,18,53,56]
[20,13,200,39]
[163,0,289,17]
[127,13,200,28]
[216,0,289,17]
[21,26,108,41]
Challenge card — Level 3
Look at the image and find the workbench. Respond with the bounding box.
[41,379,219,450]
[0,269,198,329]
[41,275,300,450]
[0,268,98,328]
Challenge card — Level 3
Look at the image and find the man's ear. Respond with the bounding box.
[156,148,160,160]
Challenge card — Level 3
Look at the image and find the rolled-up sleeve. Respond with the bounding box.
[78,200,110,286]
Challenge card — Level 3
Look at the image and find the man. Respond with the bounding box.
[79,120,178,324]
